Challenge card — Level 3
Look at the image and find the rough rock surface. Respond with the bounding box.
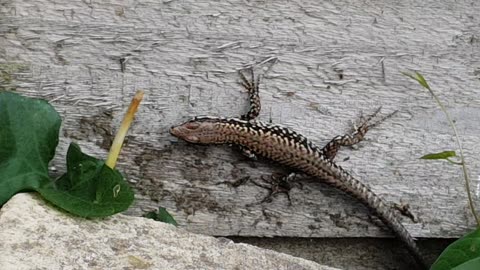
[0,193,337,270]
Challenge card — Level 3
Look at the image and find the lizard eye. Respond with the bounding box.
[185,122,200,130]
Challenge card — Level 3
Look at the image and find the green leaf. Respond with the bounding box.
[144,207,178,226]
[431,228,480,270]
[0,91,61,205]
[452,257,480,270]
[38,143,134,217]
[402,71,431,90]
[420,151,457,160]
[0,91,134,218]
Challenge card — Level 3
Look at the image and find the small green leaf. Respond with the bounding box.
[420,151,457,160]
[144,207,178,226]
[402,71,431,90]
[414,72,430,89]
[431,228,480,270]
[38,143,134,217]
[452,257,480,270]
[0,92,60,205]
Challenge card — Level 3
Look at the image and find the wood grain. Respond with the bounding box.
[1,0,480,239]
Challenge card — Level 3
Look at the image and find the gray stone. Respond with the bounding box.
[0,193,338,270]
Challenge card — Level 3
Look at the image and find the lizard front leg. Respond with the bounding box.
[237,68,262,159]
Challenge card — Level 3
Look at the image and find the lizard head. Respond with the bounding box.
[170,117,225,144]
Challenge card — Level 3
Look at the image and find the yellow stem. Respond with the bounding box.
[105,90,144,168]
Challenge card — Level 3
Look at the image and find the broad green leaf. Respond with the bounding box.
[0,92,134,217]
[0,91,60,204]
[421,151,457,160]
[402,71,431,90]
[144,207,178,226]
[38,143,134,217]
[452,257,480,270]
[431,229,480,270]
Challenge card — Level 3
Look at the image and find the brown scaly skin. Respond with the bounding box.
[170,70,428,269]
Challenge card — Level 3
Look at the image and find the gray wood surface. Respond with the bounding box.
[1,0,480,239]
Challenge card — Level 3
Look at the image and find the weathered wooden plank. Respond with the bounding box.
[1,0,480,239]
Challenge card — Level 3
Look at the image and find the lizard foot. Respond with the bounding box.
[393,202,417,223]
[248,172,302,206]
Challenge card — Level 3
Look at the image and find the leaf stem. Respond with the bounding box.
[445,158,463,166]
[430,92,479,227]
[409,72,479,227]
[105,90,144,169]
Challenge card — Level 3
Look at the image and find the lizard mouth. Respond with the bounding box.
[170,125,200,143]
[169,125,183,138]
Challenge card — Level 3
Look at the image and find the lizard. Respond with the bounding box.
[170,69,428,269]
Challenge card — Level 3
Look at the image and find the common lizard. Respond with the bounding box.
[170,70,427,269]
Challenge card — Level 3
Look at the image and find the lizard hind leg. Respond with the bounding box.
[321,107,397,161]
[239,68,261,121]
[239,146,258,160]
[248,172,303,206]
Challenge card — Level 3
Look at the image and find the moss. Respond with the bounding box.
[0,63,29,91]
